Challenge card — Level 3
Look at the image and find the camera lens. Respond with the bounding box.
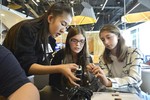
[75,66,82,84]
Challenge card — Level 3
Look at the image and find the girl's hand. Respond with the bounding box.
[86,63,95,73]
[59,64,80,87]
[87,63,112,87]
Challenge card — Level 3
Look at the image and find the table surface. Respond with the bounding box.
[91,92,141,100]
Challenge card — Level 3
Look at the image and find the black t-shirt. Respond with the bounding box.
[0,45,29,97]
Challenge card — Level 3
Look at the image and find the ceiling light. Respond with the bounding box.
[70,0,74,4]
[97,12,100,15]
[121,11,150,23]
[22,11,25,13]
[70,2,96,25]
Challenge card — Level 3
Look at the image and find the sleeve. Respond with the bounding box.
[108,48,143,89]
[15,24,38,74]
[0,46,30,97]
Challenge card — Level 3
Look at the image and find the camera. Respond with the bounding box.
[67,86,93,100]
[75,65,82,84]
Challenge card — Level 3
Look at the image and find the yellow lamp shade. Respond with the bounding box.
[70,15,96,25]
[122,11,150,23]
[7,3,22,10]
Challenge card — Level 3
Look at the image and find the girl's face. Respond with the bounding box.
[48,12,72,38]
[69,34,85,54]
[100,31,118,50]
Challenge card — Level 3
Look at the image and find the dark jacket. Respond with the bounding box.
[3,21,56,76]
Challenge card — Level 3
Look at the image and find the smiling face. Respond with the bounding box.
[48,12,72,38]
[69,34,85,54]
[100,31,118,50]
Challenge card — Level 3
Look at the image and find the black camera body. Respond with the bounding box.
[67,65,93,100]
[75,65,83,84]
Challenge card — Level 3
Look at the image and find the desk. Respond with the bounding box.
[91,92,141,100]
[40,86,141,100]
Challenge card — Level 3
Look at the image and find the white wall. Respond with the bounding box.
[123,21,150,61]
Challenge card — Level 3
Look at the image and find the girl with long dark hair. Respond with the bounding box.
[50,26,101,92]
[3,2,80,86]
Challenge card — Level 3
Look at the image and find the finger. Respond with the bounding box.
[70,64,79,70]
[94,68,101,74]
[68,77,80,87]
[66,71,80,86]
[70,63,78,67]
[95,73,102,78]
[95,72,99,78]
[90,63,95,69]
[70,73,81,81]
[67,64,78,72]
[92,67,100,74]
[91,63,96,67]
[66,69,81,80]
[88,63,96,71]
[86,64,92,71]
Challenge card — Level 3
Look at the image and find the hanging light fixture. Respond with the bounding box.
[121,0,150,23]
[70,2,96,25]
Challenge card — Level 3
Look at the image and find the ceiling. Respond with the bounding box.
[1,0,150,31]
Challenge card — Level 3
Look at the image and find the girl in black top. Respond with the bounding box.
[50,26,101,92]
[3,2,80,86]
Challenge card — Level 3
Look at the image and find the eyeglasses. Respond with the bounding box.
[70,38,85,45]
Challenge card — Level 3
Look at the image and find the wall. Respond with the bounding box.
[123,22,150,62]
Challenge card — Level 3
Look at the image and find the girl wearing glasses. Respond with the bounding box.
[49,26,102,93]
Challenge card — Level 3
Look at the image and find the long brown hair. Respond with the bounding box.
[64,26,90,67]
[3,2,72,62]
[99,24,128,64]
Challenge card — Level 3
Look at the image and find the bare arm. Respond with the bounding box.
[29,63,80,86]
[8,83,39,100]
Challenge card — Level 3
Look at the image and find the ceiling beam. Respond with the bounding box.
[93,6,121,9]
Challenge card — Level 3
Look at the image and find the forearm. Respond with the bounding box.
[8,83,39,100]
[97,74,112,87]
[28,63,62,75]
